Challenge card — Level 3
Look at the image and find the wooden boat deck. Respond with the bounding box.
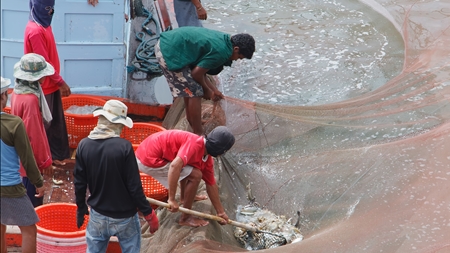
[44,158,77,204]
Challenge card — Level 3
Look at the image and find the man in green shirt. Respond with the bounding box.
[155,27,255,135]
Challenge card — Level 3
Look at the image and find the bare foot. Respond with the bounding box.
[194,195,208,201]
[180,195,208,205]
[179,215,209,227]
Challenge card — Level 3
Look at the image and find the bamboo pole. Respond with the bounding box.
[147,197,258,232]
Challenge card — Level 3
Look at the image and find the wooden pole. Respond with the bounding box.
[147,197,258,232]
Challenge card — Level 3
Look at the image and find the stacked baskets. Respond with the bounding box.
[62,95,106,148]
[35,203,88,253]
[121,122,168,207]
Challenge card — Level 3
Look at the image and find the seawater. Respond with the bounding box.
[202,0,404,105]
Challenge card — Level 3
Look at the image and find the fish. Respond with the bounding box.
[234,204,303,250]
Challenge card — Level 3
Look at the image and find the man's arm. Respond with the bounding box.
[167,156,184,212]
[191,66,224,101]
[27,31,72,97]
[73,146,88,211]
[27,32,64,87]
[191,0,207,20]
[206,183,229,225]
[14,120,43,189]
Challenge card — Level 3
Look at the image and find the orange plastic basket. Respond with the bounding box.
[35,203,88,252]
[140,173,168,209]
[62,95,106,148]
[121,122,166,151]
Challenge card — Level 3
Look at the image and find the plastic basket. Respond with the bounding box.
[140,173,168,209]
[62,95,106,148]
[121,122,166,151]
[35,203,88,253]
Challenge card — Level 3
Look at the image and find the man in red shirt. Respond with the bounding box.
[24,0,71,166]
[135,126,235,227]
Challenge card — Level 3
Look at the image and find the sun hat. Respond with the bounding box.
[13,53,55,81]
[93,100,133,128]
[205,126,235,157]
[1,76,11,94]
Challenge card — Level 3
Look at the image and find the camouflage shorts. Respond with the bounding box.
[155,41,203,98]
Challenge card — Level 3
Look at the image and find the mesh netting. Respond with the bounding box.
[141,0,450,252]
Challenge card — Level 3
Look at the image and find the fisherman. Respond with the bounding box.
[1,76,45,253]
[74,100,159,252]
[135,126,235,227]
[155,27,255,135]
[25,0,71,166]
[10,53,54,208]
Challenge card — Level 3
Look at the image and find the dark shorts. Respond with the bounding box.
[0,195,40,226]
[23,176,44,207]
[155,41,204,98]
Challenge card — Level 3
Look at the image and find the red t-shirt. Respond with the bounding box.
[11,93,52,176]
[24,21,63,95]
[135,130,216,185]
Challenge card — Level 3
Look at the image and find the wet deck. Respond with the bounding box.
[43,157,77,204]
[6,157,124,253]
[5,158,77,253]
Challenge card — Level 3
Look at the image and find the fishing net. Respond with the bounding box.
[241,230,287,250]
[141,0,450,252]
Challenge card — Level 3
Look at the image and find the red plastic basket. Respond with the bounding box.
[62,95,106,148]
[140,173,168,209]
[35,203,88,252]
[121,122,166,151]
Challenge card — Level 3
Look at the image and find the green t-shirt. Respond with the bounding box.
[159,27,232,71]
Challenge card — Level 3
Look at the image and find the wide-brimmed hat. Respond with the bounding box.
[13,53,55,81]
[93,100,133,128]
[205,126,235,157]
[1,76,11,94]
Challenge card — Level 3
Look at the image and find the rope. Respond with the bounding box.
[127,7,170,79]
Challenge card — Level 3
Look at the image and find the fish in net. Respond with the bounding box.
[233,187,303,251]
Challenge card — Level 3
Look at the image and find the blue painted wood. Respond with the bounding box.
[0,0,127,97]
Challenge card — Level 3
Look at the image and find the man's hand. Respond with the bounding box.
[144,211,159,234]
[196,6,207,20]
[59,82,71,97]
[35,186,45,198]
[167,198,179,213]
[212,89,224,102]
[88,0,98,6]
[217,212,229,225]
[42,165,54,176]
[77,205,89,228]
